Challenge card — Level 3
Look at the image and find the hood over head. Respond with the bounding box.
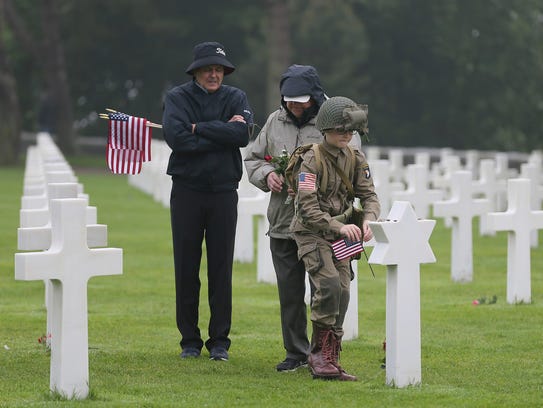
[279,65,326,108]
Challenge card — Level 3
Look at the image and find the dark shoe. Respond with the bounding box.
[209,347,229,361]
[337,368,358,381]
[276,358,308,372]
[331,332,357,381]
[308,327,341,379]
[180,347,201,358]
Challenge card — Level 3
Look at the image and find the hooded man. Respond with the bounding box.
[244,64,327,372]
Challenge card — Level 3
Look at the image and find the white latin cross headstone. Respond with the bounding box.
[234,159,264,263]
[464,150,480,178]
[368,201,436,387]
[486,179,543,304]
[520,163,543,248]
[387,149,404,183]
[15,198,122,399]
[414,151,430,170]
[472,159,505,236]
[433,171,490,282]
[391,164,443,219]
[18,182,109,348]
[370,159,404,218]
[237,191,275,283]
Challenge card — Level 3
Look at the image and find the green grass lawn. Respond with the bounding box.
[0,156,542,407]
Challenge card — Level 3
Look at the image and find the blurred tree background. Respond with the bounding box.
[0,0,542,164]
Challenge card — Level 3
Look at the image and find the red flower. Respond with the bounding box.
[264,155,272,162]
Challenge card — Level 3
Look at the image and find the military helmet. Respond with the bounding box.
[315,96,368,135]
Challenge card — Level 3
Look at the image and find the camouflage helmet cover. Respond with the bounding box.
[315,96,368,135]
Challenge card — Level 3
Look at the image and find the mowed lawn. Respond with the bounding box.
[0,157,542,407]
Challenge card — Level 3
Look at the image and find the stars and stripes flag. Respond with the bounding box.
[298,172,317,191]
[331,237,364,261]
[106,112,152,174]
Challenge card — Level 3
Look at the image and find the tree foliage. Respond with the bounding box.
[0,0,21,165]
[1,0,542,163]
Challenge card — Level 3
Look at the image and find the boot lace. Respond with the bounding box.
[320,330,336,364]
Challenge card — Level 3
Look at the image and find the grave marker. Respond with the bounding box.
[15,198,122,399]
[520,163,543,248]
[486,179,543,304]
[433,171,490,282]
[368,201,436,387]
[391,164,443,219]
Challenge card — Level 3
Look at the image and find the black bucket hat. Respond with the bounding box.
[185,41,235,76]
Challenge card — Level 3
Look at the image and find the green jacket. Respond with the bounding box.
[290,139,380,241]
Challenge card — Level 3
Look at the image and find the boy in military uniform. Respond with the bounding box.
[290,96,380,381]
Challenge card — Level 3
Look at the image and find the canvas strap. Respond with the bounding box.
[317,144,355,199]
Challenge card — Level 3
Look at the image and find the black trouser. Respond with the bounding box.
[170,181,238,352]
[270,237,310,361]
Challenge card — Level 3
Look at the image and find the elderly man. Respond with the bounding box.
[162,41,253,361]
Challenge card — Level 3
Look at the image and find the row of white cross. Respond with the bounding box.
[129,141,543,387]
[15,132,123,399]
[14,135,542,393]
[131,142,543,301]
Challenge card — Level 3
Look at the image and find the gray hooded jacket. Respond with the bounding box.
[243,65,326,239]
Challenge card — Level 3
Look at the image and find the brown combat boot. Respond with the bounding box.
[308,324,341,379]
[331,332,357,381]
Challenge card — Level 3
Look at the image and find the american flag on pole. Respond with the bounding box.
[331,238,364,261]
[106,112,152,174]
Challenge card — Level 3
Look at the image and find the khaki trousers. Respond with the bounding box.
[294,234,352,335]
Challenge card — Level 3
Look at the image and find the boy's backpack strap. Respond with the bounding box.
[317,144,356,200]
[311,143,328,195]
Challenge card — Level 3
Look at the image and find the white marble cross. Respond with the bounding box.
[414,151,430,170]
[342,237,376,341]
[368,201,436,387]
[18,182,108,345]
[15,198,122,399]
[387,149,404,183]
[391,164,443,219]
[486,179,543,304]
[472,159,506,235]
[495,152,517,180]
[431,155,462,194]
[234,156,264,263]
[20,182,97,228]
[464,150,480,178]
[433,171,490,282]
[236,191,275,283]
[305,259,361,341]
[520,163,543,248]
[370,159,404,218]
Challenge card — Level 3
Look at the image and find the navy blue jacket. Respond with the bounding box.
[162,80,253,192]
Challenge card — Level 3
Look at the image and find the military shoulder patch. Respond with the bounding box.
[362,164,371,179]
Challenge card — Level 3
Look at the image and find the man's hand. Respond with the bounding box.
[266,172,284,193]
[228,114,246,123]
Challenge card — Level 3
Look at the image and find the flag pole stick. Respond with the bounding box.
[100,110,162,129]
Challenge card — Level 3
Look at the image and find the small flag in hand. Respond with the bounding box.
[331,238,364,261]
[107,112,152,174]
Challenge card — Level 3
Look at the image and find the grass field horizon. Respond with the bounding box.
[0,156,542,407]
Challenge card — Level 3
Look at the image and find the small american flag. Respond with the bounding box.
[298,172,317,191]
[107,112,152,174]
[331,238,364,261]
